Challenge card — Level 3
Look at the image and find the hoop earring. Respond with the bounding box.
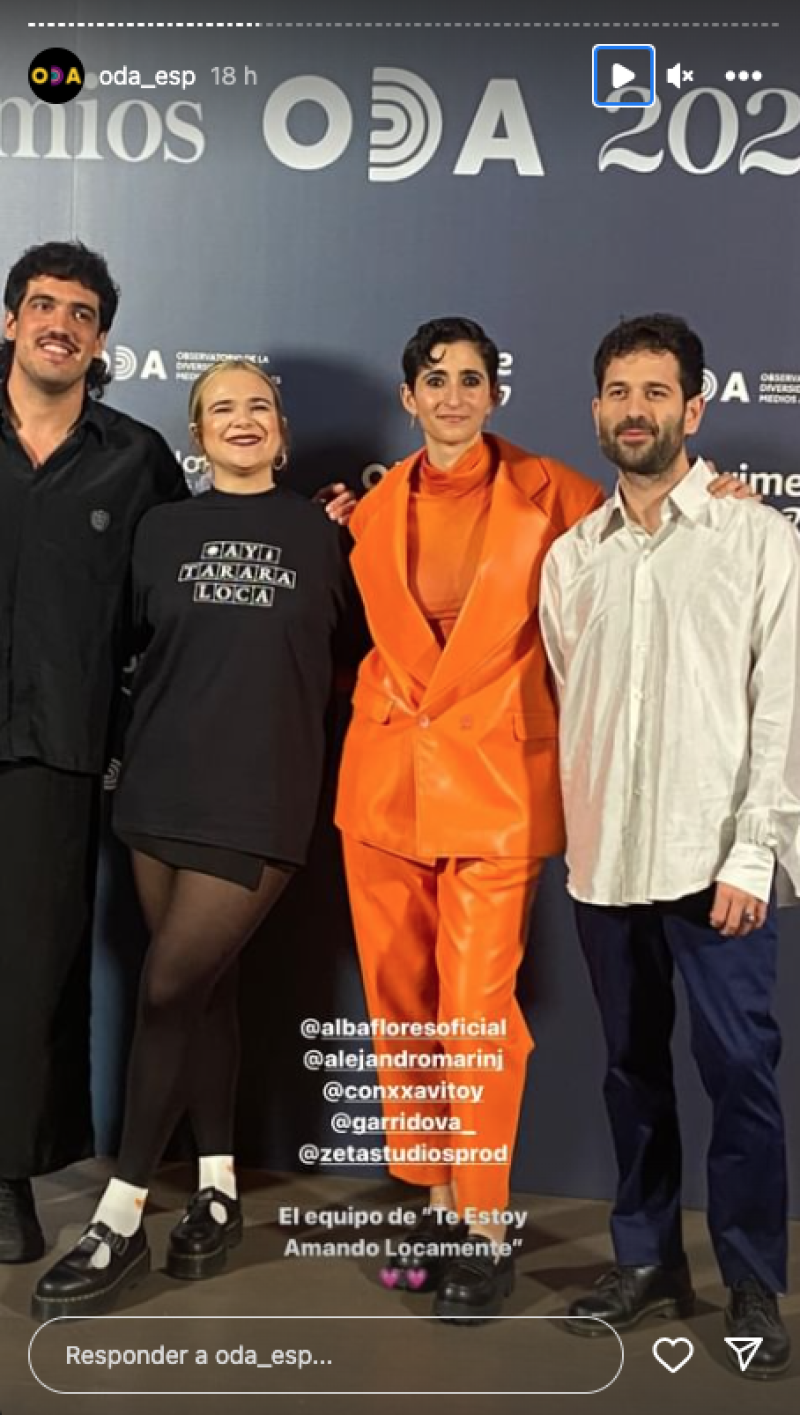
[273,450,288,472]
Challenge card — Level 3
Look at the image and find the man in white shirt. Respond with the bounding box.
[540,313,799,1380]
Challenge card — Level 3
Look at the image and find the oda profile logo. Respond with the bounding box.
[28,49,85,104]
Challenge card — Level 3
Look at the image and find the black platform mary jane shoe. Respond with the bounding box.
[31,1222,150,1320]
[166,1187,243,1281]
[432,1241,515,1324]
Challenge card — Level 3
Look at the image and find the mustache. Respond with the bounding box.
[615,418,658,435]
[37,333,78,353]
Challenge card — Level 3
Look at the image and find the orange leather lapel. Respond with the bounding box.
[351,442,554,712]
[350,457,440,701]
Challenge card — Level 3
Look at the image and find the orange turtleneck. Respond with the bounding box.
[407,436,496,648]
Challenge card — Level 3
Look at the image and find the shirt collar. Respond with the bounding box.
[596,485,626,539]
[78,396,108,445]
[0,378,107,446]
[598,456,714,539]
[664,455,714,522]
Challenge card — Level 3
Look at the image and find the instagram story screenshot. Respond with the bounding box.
[0,1,798,1412]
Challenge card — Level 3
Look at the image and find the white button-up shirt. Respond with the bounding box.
[539,458,800,906]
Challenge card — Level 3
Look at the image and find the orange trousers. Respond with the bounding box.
[342,836,542,1214]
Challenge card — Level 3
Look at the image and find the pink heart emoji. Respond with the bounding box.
[407,1270,428,1290]
[379,1268,400,1289]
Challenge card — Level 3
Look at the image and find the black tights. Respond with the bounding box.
[117,852,292,1188]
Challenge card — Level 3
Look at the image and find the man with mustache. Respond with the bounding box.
[539,314,799,1379]
[0,241,188,1264]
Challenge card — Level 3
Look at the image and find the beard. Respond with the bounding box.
[598,413,685,478]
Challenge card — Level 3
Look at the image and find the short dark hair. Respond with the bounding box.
[593,313,705,401]
[402,316,500,388]
[1,240,119,396]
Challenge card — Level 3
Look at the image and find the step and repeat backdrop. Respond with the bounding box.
[3,1,798,1210]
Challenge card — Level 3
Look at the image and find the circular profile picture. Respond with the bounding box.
[28,49,85,104]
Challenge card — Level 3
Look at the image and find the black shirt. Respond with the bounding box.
[0,394,187,773]
[113,486,353,866]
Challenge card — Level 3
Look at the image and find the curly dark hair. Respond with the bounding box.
[593,313,705,401]
[402,315,500,388]
[1,240,119,397]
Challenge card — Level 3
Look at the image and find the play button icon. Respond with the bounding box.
[612,62,637,88]
[593,44,657,108]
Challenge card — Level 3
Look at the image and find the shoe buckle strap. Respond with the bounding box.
[81,1222,129,1257]
[184,1188,234,1224]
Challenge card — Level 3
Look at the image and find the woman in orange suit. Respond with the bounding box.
[335,317,605,1323]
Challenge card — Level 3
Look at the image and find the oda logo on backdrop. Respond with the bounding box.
[102,346,166,381]
[28,49,84,104]
[4,67,543,177]
[703,367,800,407]
[702,368,751,404]
[7,65,800,177]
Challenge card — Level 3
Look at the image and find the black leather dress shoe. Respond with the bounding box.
[166,1188,243,1281]
[31,1223,150,1320]
[378,1209,467,1293]
[0,1178,45,1264]
[433,1244,515,1324]
[725,1277,792,1379]
[565,1263,695,1336]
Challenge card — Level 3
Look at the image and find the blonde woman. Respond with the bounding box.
[33,360,355,1318]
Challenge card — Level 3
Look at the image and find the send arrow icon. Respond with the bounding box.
[612,62,637,88]
[725,1337,764,1373]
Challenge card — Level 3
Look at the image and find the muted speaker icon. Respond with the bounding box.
[667,63,683,88]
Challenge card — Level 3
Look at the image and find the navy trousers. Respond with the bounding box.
[574,887,787,1292]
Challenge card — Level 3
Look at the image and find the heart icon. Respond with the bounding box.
[379,1268,400,1289]
[652,1337,695,1373]
[406,1269,428,1290]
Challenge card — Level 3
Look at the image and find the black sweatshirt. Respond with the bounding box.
[114,485,354,865]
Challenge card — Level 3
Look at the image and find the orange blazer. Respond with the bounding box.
[335,435,605,860]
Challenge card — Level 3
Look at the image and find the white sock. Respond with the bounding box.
[87,1177,148,1269]
[198,1155,236,1224]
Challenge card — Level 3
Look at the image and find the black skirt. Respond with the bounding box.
[116,831,268,890]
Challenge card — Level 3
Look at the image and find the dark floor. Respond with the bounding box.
[2,1162,797,1415]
